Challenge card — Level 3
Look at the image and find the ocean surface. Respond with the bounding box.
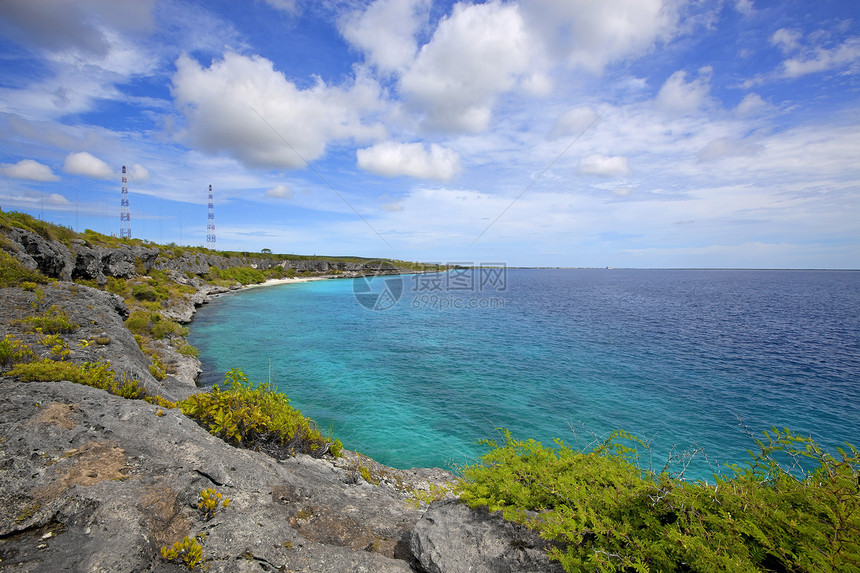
[188,269,860,481]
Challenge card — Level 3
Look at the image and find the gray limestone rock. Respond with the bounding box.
[410,500,565,573]
[0,380,432,572]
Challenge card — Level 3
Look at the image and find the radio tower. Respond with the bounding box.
[207,184,216,249]
[120,166,131,238]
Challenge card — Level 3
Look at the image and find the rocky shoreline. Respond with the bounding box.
[0,220,562,572]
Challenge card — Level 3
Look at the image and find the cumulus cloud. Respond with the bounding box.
[577,154,630,177]
[266,184,292,199]
[398,1,534,133]
[656,68,712,115]
[771,28,803,53]
[735,93,769,116]
[171,52,385,169]
[46,192,71,206]
[520,0,679,73]
[63,151,114,179]
[0,159,59,181]
[356,141,461,180]
[339,0,429,73]
[127,164,150,181]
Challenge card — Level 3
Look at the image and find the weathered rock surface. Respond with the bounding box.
[3,226,417,287]
[411,500,565,573]
[0,380,432,572]
[0,283,199,402]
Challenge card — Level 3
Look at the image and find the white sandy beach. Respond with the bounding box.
[241,275,333,290]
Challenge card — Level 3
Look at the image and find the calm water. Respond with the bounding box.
[188,269,860,480]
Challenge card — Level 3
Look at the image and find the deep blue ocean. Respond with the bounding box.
[188,269,860,481]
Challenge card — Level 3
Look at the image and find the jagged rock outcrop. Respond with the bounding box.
[410,500,565,573]
[3,226,411,286]
[0,380,438,572]
[0,283,199,402]
[5,228,74,279]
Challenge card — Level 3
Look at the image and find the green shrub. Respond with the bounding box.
[148,363,166,381]
[151,318,189,340]
[178,344,200,357]
[125,310,154,335]
[198,488,230,520]
[7,357,147,399]
[459,429,860,573]
[179,368,334,458]
[105,277,127,295]
[160,535,204,569]
[0,250,48,287]
[208,266,266,285]
[0,335,33,367]
[131,283,159,301]
[17,305,78,333]
[0,211,76,244]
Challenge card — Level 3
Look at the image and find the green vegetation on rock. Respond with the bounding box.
[16,305,78,334]
[459,428,860,572]
[0,249,49,287]
[180,368,341,459]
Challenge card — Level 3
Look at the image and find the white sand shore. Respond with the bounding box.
[241,275,334,290]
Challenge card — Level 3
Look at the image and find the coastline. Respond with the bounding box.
[240,274,333,290]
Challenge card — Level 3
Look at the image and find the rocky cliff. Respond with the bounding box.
[0,216,562,572]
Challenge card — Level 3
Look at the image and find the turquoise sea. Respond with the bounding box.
[188,269,860,481]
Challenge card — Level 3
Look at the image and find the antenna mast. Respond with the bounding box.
[120,165,131,238]
[207,184,216,249]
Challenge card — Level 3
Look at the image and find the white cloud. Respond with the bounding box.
[549,106,600,139]
[263,0,298,15]
[656,68,712,115]
[781,37,860,78]
[520,0,679,73]
[771,28,802,53]
[735,93,769,116]
[734,0,755,15]
[171,52,385,169]
[63,151,114,179]
[339,0,429,73]
[0,159,59,181]
[266,184,292,199]
[697,138,764,161]
[381,202,404,212]
[45,192,71,206]
[398,1,534,133]
[127,164,150,182]
[771,26,860,79]
[577,154,630,177]
[357,141,461,181]
[0,0,155,56]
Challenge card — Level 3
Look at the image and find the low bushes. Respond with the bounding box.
[0,250,49,287]
[459,429,860,572]
[207,266,266,285]
[6,357,144,399]
[180,368,339,459]
[17,305,78,334]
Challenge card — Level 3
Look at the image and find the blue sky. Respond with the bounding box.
[0,0,858,268]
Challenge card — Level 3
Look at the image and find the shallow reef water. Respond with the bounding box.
[190,269,860,480]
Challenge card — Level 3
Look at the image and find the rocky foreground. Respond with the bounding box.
[0,221,561,572]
